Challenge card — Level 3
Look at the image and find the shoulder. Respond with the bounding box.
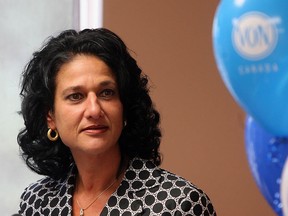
[19,170,75,215]
[19,177,57,214]
[125,158,217,215]
[20,176,62,199]
[159,169,217,215]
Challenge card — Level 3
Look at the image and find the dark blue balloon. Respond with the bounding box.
[245,116,288,215]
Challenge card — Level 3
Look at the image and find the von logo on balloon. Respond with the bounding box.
[232,12,279,75]
[212,2,288,136]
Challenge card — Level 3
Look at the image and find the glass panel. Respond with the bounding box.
[0,1,74,214]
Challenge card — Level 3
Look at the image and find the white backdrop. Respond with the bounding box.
[0,1,74,214]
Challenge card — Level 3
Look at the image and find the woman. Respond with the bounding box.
[18,28,216,216]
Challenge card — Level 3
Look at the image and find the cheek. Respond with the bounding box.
[116,104,124,122]
[53,107,81,130]
[110,104,124,126]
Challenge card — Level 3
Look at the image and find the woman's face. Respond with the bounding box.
[47,55,123,157]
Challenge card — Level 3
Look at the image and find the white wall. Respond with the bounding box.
[0,1,74,214]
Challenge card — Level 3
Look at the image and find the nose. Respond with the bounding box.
[84,93,103,119]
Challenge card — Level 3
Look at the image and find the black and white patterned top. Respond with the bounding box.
[19,158,216,216]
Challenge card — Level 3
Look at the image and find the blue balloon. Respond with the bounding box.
[213,0,288,136]
[245,116,288,215]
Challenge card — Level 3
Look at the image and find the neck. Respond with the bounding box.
[72,146,128,216]
[75,154,123,192]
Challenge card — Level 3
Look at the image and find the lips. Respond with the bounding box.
[81,125,109,134]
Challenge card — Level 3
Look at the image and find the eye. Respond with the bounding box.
[99,89,115,99]
[67,93,84,101]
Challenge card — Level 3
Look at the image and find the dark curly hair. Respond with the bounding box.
[18,28,162,179]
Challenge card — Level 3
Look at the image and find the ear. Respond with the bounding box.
[46,111,56,130]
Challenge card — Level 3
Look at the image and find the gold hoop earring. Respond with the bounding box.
[47,128,59,141]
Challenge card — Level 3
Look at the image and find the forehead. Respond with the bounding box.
[55,54,116,84]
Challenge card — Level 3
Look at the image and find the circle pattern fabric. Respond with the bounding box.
[19,158,217,216]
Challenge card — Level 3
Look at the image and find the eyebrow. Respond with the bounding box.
[98,80,117,87]
[61,80,117,96]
